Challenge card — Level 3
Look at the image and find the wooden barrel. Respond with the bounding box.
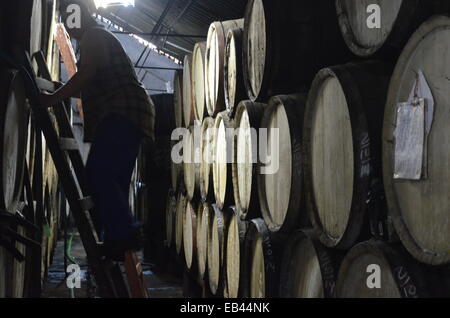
[207,204,226,295]
[242,218,279,298]
[183,55,195,128]
[0,69,28,213]
[183,200,197,270]
[212,112,234,210]
[336,0,435,58]
[199,117,215,202]
[30,0,43,56]
[303,62,392,249]
[232,100,265,220]
[170,139,183,192]
[279,230,342,298]
[205,19,245,117]
[258,94,305,234]
[382,16,450,266]
[224,27,246,117]
[242,0,351,102]
[175,192,187,255]
[336,240,449,298]
[224,206,248,298]
[173,69,184,128]
[183,125,200,201]
[196,202,211,279]
[5,224,27,297]
[192,42,207,121]
[165,190,177,248]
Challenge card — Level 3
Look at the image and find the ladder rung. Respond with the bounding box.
[79,196,95,211]
[35,77,56,93]
[59,138,79,151]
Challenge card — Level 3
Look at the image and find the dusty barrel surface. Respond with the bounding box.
[336,240,449,298]
[279,230,342,298]
[173,69,184,128]
[199,117,215,202]
[224,27,246,117]
[207,204,226,295]
[242,218,280,298]
[183,125,201,201]
[165,190,177,248]
[303,62,392,249]
[232,100,266,220]
[382,16,450,266]
[192,42,207,121]
[258,94,305,234]
[336,0,435,58]
[183,54,195,128]
[170,139,183,192]
[196,202,211,280]
[243,0,351,102]
[205,19,245,117]
[0,69,28,213]
[224,206,248,298]
[183,201,197,270]
[175,192,187,255]
[212,112,234,210]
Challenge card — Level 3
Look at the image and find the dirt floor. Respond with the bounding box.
[41,234,183,298]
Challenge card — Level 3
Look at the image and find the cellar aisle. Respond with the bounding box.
[42,234,183,298]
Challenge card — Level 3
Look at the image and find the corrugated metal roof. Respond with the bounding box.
[96,0,248,59]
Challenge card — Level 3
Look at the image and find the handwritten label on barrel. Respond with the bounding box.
[394,98,425,180]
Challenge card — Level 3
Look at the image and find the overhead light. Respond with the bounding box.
[94,0,135,9]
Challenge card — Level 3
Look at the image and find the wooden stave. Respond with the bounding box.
[175,192,187,255]
[336,240,450,298]
[205,19,245,117]
[0,69,28,213]
[242,0,351,102]
[165,190,177,248]
[335,0,435,58]
[257,94,306,234]
[242,218,280,298]
[192,42,207,122]
[224,27,246,117]
[382,16,450,266]
[183,125,201,201]
[183,200,198,270]
[212,112,235,210]
[182,54,195,128]
[199,117,215,202]
[173,69,184,128]
[232,100,266,220]
[207,204,226,296]
[279,230,343,298]
[196,202,211,280]
[303,62,393,250]
[224,206,248,298]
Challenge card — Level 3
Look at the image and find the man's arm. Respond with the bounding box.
[39,30,99,106]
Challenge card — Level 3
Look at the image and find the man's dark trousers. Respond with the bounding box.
[86,113,143,242]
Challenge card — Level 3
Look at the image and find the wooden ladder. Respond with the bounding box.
[17,51,148,298]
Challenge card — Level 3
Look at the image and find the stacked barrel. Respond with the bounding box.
[0,0,63,298]
[167,0,450,298]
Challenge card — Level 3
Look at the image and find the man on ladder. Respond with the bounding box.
[39,0,155,262]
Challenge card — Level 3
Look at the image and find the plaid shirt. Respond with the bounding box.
[81,27,155,142]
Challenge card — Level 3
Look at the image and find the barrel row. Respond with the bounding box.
[167,1,450,298]
[0,0,63,298]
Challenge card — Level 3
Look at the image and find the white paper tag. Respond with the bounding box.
[393,99,425,180]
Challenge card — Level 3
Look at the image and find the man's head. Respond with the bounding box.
[61,0,97,40]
